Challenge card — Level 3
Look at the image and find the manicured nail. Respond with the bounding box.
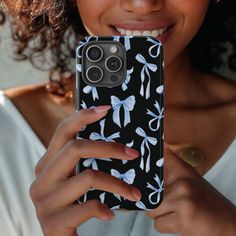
[94,105,111,114]
[125,147,139,158]
[132,188,142,201]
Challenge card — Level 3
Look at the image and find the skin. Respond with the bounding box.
[4,0,236,235]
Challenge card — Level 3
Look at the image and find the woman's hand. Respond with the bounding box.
[146,144,236,236]
[29,105,141,236]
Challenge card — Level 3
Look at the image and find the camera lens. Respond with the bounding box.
[105,56,122,73]
[86,66,103,83]
[86,45,103,62]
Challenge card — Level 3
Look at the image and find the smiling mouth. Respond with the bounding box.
[112,25,173,38]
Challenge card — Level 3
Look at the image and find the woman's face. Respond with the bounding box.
[76,0,209,68]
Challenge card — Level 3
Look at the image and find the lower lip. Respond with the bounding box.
[111,25,174,45]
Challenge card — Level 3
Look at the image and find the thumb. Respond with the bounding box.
[164,142,198,186]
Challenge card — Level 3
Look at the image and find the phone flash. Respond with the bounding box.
[110,45,118,54]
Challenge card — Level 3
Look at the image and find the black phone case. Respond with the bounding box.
[76,36,164,211]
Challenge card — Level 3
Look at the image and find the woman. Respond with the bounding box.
[0,0,236,235]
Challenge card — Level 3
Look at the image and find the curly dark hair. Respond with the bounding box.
[0,0,236,98]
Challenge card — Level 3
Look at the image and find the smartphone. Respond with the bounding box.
[75,36,164,211]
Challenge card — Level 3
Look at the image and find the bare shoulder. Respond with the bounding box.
[4,83,75,147]
[4,83,74,119]
[4,83,47,103]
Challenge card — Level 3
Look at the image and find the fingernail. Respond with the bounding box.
[125,147,139,158]
[94,105,111,114]
[132,188,142,201]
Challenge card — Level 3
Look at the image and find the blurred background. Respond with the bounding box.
[0,19,48,90]
[0,17,236,90]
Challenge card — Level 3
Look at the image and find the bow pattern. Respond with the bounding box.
[122,67,134,91]
[146,101,164,131]
[111,95,136,127]
[135,201,151,210]
[135,127,157,173]
[113,36,133,51]
[76,63,81,72]
[147,37,162,58]
[83,157,112,170]
[111,168,136,185]
[147,174,164,205]
[90,119,120,141]
[85,119,119,170]
[156,85,164,94]
[135,54,157,99]
[83,85,99,101]
[156,158,164,167]
[80,100,95,110]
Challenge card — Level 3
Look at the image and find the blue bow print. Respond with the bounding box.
[76,63,81,72]
[83,157,112,170]
[122,67,134,91]
[83,85,99,101]
[147,174,164,205]
[99,192,106,203]
[135,54,157,99]
[111,95,136,127]
[111,168,136,184]
[90,119,120,141]
[113,36,133,51]
[135,201,151,210]
[80,100,87,109]
[135,127,157,173]
[156,85,164,94]
[80,100,95,110]
[99,191,121,208]
[146,101,164,131]
[156,157,164,167]
[147,37,162,58]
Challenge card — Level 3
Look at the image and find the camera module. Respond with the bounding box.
[86,66,103,83]
[105,56,122,73]
[86,45,103,62]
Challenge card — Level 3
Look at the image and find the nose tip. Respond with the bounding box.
[121,0,164,15]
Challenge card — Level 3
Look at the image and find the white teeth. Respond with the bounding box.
[126,30,132,36]
[115,27,167,37]
[133,31,140,36]
[143,31,150,36]
[120,28,126,35]
[152,30,159,37]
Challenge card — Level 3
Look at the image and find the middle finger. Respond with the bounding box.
[35,139,139,198]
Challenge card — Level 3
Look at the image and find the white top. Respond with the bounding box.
[0,90,236,236]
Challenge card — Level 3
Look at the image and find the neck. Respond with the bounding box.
[164,50,201,108]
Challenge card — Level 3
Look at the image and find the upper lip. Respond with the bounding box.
[112,21,173,31]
